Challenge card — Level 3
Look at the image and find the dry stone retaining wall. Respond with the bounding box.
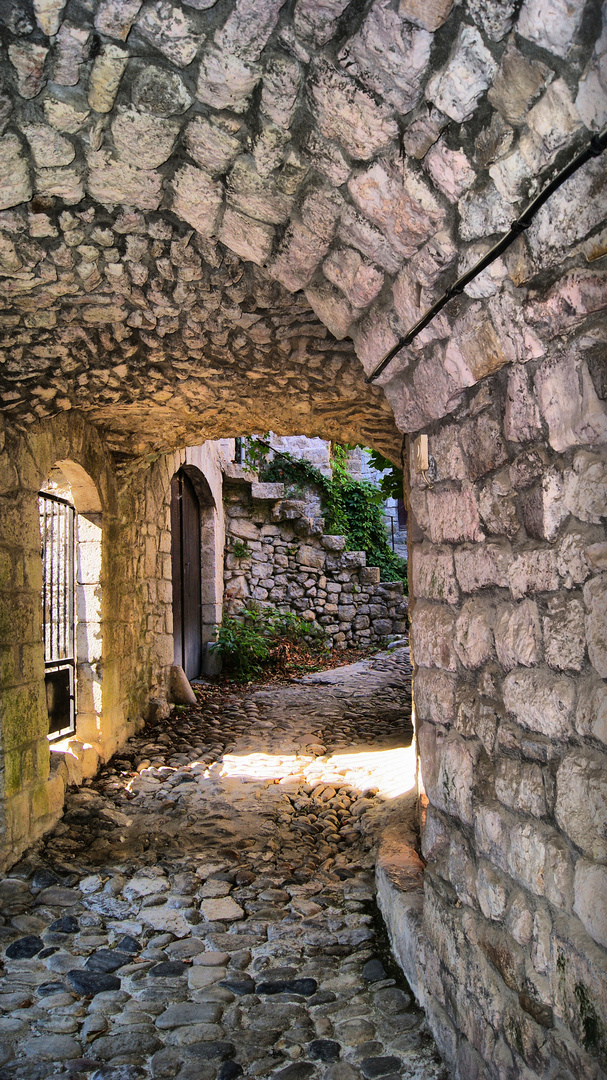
[223,471,407,648]
[399,361,607,1079]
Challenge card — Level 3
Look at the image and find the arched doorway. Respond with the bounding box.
[39,462,103,743]
[170,468,203,680]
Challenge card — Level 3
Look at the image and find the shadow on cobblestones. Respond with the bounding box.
[0,648,448,1080]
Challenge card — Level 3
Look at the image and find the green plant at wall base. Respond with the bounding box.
[210,603,328,681]
[231,539,251,558]
[248,439,407,586]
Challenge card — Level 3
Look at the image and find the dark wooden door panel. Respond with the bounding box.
[171,470,202,680]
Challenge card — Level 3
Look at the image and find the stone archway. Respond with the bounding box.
[0,0,606,1075]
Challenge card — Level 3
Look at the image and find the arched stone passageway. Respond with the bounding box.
[0,0,606,1076]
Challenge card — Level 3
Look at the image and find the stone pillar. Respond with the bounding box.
[405,365,607,1078]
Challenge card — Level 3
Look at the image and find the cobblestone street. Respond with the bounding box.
[0,649,446,1080]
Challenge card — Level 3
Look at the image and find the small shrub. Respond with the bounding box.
[211,604,328,682]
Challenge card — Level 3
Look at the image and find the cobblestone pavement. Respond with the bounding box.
[0,648,447,1080]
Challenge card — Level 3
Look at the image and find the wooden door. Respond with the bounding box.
[170,470,202,679]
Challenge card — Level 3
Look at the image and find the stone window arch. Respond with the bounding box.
[39,460,103,752]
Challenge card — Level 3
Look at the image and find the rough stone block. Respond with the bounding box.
[476,862,508,921]
[425,25,497,122]
[584,573,607,678]
[494,599,541,671]
[426,486,484,545]
[459,413,509,482]
[520,470,567,543]
[555,749,607,861]
[509,548,559,600]
[564,451,607,527]
[348,161,444,259]
[543,594,586,672]
[495,758,547,818]
[415,669,457,725]
[503,668,575,738]
[251,483,285,500]
[454,541,510,593]
[574,860,607,950]
[171,164,223,236]
[411,543,459,604]
[411,601,457,671]
[517,0,586,57]
[338,2,432,114]
[453,598,494,670]
[309,58,399,161]
[419,724,480,825]
[576,675,607,747]
[297,545,325,570]
[360,566,380,583]
[534,354,607,453]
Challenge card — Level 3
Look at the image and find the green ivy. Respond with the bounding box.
[246,439,407,586]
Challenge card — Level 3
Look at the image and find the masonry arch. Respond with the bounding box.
[0,0,605,1074]
[39,459,104,753]
[170,462,219,680]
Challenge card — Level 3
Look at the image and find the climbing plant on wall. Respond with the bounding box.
[245,438,407,587]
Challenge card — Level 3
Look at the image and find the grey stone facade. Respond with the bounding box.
[223,469,407,648]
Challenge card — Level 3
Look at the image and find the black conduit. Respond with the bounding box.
[365,126,607,384]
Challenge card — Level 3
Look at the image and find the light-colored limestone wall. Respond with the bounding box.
[118,441,228,712]
[0,412,126,867]
[223,475,407,648]
[0,419,229,868]
[405,363,607,1078]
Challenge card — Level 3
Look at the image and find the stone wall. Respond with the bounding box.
[0,413,230,868]
[223,470,407,648]
[403,361,607,1078]
[0,411,126,866]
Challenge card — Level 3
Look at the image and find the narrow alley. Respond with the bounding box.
[0,648,446,1080]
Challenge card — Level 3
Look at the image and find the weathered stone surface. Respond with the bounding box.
[517,0,586,58]
[227,157,292,225]
[534,352,607,453]
[555,750,607,861]
[309,60,399,161]
[293,0,350,47]
[349,162,444,259]
[503,668,575,738]
[87,150,162,209]
[398,0,452,31]
[137,2,202,66]
[495,758,546,818]
[185,117,241,176]
[583,573,607,678]
[425,485,483,545]
[33,0,65,35]
[543,595,586,672]
[171,165,223,236]
[323,248,384,309]
[563,452,607,526]
[414,668,457,724]
[453,598,494,669]
[131,65,193,115]
[504,366,541,443]
[338,1,432,114]
[88,45,129,113]
[219,209,275,266]
[0,134,32,211]
[574,860,607,949]
[23,124,75,169]
[425,25,496,123]
[488,45,550,124]
[95,0,143,40]
[305,281,355,340]
[411,543,459,605]
[576,675,607,747]
[411,602,456,671]
[418,724,479,825]
[196,48,260,111]
[423,140,475,203]
[8,42,48,99]
[494,600,541,671]
[112,109,180,169]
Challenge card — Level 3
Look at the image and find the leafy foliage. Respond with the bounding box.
[245,438,407,586]
[211,603,328,681]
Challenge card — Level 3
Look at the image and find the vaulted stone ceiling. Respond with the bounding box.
[0,0,605,458]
